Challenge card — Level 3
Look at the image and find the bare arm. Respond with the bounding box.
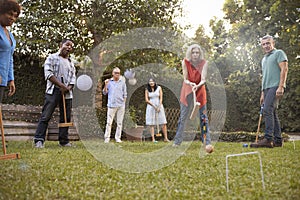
[193,61,208,91]
[7,80,15,96]
[182,59,188,81]
[182,59,196,86]
[201,61,208,82]
[145,89,160,112]
[276,61,288,97]
[103,79,109,94]
[145,90,154,107]
[260,91,264,105]
[159,86,163,105]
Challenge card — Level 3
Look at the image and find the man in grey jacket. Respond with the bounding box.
[34,39,76,148]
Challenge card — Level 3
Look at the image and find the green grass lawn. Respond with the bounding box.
[0,140,299,200]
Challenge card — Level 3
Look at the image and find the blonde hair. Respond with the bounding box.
[185,44,204,61]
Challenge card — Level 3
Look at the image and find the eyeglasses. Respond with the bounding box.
[114,72,120,74]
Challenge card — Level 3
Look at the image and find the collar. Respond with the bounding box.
[110,78,121,82]
[55,51,71,62]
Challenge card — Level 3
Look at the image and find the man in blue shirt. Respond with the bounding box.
[103,67,127,143]
[251,35,288,148]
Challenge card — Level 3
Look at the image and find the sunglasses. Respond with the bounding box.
[114,72,120,74]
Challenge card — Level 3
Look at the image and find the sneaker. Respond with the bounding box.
[104,138,110,143]
[115,139,122,143]
[172,143,180,147]
[273,141,283,147]
[60,143,72,147]
[35,141,44,148]
[250,138,273,148]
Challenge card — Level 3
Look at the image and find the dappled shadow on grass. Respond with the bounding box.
[0,141,299,199]
[84,140,191,173]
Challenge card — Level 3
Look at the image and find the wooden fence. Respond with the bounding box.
[1,104,226,141]
[164,108,226,133]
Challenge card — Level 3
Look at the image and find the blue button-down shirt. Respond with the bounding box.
[103,78,127,108]
[0,26,15,86]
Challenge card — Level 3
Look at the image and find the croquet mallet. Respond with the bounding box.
[202,116,207,149]
[58,77,73,128]
[190,81,205,120]
[190,89,200,120]
[255,104,264,143]
[0,105,20,160]
[155,109,162,137]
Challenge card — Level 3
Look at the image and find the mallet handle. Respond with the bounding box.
[255,105,264,143]
[189,82,204,120]
[0,106,7,155]
[62,94,67,123]
[61,77,67,123]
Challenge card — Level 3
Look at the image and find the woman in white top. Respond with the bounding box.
[145,78,169,142]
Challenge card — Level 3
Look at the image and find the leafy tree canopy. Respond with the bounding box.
[14,0,184,59]
[15,0,93,57]
[88,0,184,46]
[208,0,300,131]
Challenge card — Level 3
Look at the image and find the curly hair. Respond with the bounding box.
[61,38,74,45]
[185,44,204,61]
[0,0,21,16]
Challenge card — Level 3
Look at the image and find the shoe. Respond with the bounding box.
[153,140,158,143]
[273,141,283,147]
[115,139,122,143]
[104,138,110,143]
[60,143,72,147]
[172,143,180,147]
[35,141,44,148]
[250,138,273,148]
[164,139,170,142]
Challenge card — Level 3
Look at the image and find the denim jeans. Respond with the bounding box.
[263,86,281,142]
[173,93,211,145]
[34,87,72,145]
[104,106,125,141]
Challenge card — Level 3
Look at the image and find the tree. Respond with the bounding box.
[209,18,233,83]
[211,0,300,131]
[86,0,186,77]
[14,0,184,65]
[9,0,187,107]
[193,25,212,55]
[88,0,183,46]
[14,0,93,57]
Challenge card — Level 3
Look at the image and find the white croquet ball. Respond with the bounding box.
[205,145,214,153]
[76,74,93,91]
[128,78,137,85]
